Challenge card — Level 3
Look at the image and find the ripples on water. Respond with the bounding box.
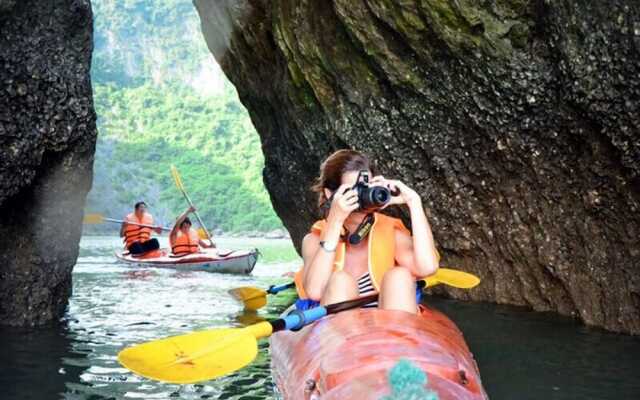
[2,236,640,400]
[3,236,299,400]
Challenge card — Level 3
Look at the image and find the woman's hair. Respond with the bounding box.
[311,149,377,213]
[180,217,192,228]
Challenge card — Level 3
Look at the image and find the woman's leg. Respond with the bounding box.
[320,270,359,306]
[379,267,417,313]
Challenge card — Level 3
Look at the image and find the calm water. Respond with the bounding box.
[2,236,640,399]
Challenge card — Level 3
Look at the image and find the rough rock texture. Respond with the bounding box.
[0,0,96,326]
[195,0,640,334]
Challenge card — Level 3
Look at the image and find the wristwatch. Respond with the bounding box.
[319,240,337,252]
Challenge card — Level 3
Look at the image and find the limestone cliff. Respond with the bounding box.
[196,0,640,333]
[0,0,96,326]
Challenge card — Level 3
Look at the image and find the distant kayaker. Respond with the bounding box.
[169,206,214,255]
[294,149,439,313]
[120,201,163,255]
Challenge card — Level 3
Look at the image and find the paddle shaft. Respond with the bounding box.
[264,276,428,301]
[182,193,216,245]
[267,282,296,295]
[260,280,427,336]
[233,267,480,312]
[104,217,170,231]
[173,169,214,244]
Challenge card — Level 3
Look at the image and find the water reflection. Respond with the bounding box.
[0,324,81,400]
[430,298,640,400]
[232,310,267,327]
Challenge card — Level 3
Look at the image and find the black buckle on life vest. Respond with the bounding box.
[346,213,374,245]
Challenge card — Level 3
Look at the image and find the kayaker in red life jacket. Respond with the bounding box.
[294,150,440,313]
[120,201,163,255]
[169,206,214,256]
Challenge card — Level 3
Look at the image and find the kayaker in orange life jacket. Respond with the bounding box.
[294,149,439,314]
[169,206,214,256]
[120,201,163,255]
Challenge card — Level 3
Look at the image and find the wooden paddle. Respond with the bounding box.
[83,213,171,231]
[170,165,216,247]
[119,278,465,384]
[229,268,480,311]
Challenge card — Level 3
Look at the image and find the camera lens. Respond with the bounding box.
[357,184,391,211]
[370,187,390,205]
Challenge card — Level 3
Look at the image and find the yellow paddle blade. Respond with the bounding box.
[197,228,208,240]
[244,296,267,311]
[425,268,480,289]
[82,213,105,224]
[170,164,185,192]
[229,287,268,311]
[118,328,258,384]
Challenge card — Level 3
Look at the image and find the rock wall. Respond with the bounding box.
[0,0,96,327]
[195,0,640,334]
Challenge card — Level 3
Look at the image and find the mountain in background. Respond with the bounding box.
[86,0,282,233]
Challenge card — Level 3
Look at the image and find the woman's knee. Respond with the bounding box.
[381,266,414,289]
[328,270,358,288]
[379,267,417,313]
[321,270,358,305]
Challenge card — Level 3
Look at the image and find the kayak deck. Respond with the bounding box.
[114,247,258,275]
[270,307,487,400]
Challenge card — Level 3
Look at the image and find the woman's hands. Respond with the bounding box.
[370,176,421,208]
[326,177,423,223]
[327,183,359,224]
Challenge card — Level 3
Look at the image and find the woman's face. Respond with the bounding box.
[323,168,373,210]
[340,170,367,187]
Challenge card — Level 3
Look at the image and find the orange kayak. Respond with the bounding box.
[270,307,487,399]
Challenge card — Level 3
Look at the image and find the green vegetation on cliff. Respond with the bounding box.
[86,0,281,233]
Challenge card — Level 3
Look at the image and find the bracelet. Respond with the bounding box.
[319,240,337,252]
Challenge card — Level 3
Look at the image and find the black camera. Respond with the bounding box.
[351,170,391,211]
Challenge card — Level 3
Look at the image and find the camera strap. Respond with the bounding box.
[347,213,375,245]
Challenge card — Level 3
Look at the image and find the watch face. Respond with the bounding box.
[320,241,336,251]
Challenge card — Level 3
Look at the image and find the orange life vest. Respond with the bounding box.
[294,213,410,299]
[124,212,154,247]
[171,228,200,255]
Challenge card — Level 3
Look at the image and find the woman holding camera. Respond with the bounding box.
[294,149,439,313]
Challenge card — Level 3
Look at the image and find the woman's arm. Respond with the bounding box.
[170,206,194,244]
[301,184,358,300]
[301,218,343,300]
[394,199,439,277]
[372,177,439,277]
[119,221,126,238]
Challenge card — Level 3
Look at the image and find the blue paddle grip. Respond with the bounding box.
[269,282,295,294]
[283,306,327,330]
